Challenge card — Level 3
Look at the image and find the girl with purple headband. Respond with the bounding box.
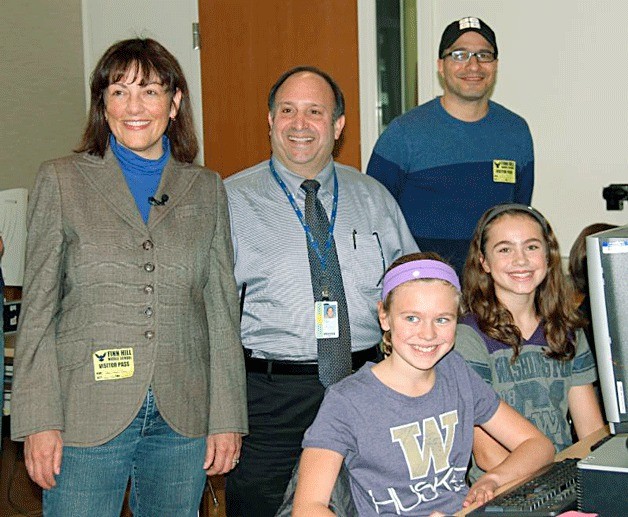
[293,252,552,516]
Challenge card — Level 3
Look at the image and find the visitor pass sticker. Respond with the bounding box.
[93,348,134,381]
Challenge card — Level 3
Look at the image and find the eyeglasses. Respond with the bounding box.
[443,50,496,63]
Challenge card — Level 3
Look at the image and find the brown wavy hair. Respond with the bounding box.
[463,206,584,362]
[380,251,461,355]
[75,38,198,163]
[569,223,618,295]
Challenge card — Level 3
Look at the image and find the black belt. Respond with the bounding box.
[244,345,380,376]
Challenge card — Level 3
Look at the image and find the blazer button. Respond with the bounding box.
[144,262,155,272]
[144,284,154,294]
[144,307,154,317]
[143,240,154,250]
[144,330,155,339]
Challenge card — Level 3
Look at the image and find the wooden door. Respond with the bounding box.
[198,0,360,178]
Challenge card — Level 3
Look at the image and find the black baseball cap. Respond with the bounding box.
[438,17,498,58]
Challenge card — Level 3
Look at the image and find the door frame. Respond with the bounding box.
[357,1,377,170]
[357,0,434,169]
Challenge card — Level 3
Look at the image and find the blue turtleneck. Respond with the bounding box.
[110,134,171,223]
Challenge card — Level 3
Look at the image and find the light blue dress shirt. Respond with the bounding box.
[225,158,418,361]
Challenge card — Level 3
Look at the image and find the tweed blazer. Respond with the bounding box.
[11,150,247,446]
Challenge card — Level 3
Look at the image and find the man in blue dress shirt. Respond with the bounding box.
[224,66,418,516]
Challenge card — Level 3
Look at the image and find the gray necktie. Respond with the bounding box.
[301,179,352,386]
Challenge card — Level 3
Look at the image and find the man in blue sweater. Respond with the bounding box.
[367,17,534,274]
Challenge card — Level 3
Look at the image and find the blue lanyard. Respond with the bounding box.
[269,159,339,271]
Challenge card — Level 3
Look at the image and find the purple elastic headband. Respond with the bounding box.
[381,260,461,301]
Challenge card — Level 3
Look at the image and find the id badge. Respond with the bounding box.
[315,301,339,338]
[493,160,516,183]
[93,347,134,381]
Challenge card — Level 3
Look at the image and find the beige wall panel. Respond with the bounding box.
[0,0,85,191]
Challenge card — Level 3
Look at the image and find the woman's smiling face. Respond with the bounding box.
[105,67,181,159]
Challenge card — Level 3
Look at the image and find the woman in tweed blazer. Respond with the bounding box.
[11,38,247,516]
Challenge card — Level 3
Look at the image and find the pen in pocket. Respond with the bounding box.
[373,232,385,285]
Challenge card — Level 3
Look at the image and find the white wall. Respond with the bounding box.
[416,0,627,254]
[0,0,85,192]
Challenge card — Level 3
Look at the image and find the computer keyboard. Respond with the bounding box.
[468,458,579,516]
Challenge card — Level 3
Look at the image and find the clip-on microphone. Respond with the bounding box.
[148,194,169,206]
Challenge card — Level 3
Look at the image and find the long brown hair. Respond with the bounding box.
[463,205,583,362]
[568,223,618,295]
[75,38,198,163]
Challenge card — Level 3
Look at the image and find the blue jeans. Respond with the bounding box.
[44,389,207,517]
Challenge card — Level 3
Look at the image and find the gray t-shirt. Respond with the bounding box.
[456,316,598,482]
[302,351,500,516]
[456,316,597,451]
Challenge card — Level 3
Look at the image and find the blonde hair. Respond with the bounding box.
[380,252,461,355]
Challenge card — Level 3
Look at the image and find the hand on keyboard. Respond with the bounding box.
[463,473,499,509]
[468,458,579,516]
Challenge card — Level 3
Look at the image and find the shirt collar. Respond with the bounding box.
[270,156,335,199]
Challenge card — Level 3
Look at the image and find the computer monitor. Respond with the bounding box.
[586,225,628,434]
[0,188,28,287]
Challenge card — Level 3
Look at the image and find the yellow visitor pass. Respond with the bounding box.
[493,160,516,184]
[93,348,134,381]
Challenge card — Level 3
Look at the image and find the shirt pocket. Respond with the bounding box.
[345,232,386,293]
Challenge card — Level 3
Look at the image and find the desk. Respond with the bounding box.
[4,333,15,358]
[457,425,610,516]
